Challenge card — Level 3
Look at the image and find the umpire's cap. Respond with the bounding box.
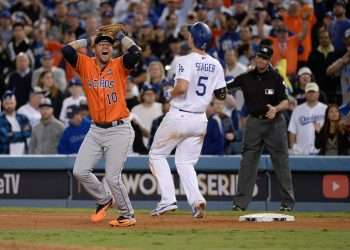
[256,46,273,59]
[94,33,114,45]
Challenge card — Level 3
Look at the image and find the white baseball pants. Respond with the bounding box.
[149,107,207,207]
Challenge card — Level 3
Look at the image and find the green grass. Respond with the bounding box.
[1,229,350,250]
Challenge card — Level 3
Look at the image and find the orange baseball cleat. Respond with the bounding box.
[109,215,136,227]
[90,199,113,223]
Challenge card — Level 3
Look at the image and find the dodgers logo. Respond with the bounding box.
[178,64,184,73]
[299,114,324,126]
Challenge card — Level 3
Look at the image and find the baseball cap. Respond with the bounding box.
[31,86,45,95]
[142,20,153,28]
[66,104,80,119]
[335,0,346,8]
[69,78,82,87]
[141,84,157,94]
[256,46,273,59]
[305,82,319,93]
[271,13,283,21]
[79,98,89,110]
[39,98,53,108]
[0,10,11,19]
[101,10,113,18]
[194,3,207,11]
[99,0,112,7]
[2,90,15,101]
[41,51,52,60]
[325,11,333,19]
[94,33,114,45]
[297,67,312,76]
[67,11,79,18]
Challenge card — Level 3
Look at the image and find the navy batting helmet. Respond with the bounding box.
[188,22,212,50]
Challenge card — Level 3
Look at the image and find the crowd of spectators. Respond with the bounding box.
[1,0,350,156]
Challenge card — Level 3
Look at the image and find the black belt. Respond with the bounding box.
[94,120,124,129]
[179,109,203,114]
[251,114,268,120]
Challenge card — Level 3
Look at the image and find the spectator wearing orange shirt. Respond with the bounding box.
[282,1,316,66]
[268,18,308,76]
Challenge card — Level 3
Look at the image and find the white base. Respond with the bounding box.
[239,213,295,222]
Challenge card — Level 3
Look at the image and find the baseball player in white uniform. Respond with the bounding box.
[149,22,227,218]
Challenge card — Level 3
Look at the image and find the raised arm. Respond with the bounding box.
[326,52,350,76]
[61,37,94,68]
[115,32,142,70]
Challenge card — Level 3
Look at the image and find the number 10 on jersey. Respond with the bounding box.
[196,76,208,96]
[107,92,117,104]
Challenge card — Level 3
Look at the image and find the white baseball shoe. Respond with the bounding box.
[151,202,178,216]
[192,201,206,219]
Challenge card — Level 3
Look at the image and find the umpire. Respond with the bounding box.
[227,45,295,211]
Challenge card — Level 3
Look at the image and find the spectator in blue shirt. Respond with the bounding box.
[202,98,234,155]
[0,90,31,154]
[329,0,350,54]
[339,86,350,118]
[58,104,90,154]
[218,13,240,60]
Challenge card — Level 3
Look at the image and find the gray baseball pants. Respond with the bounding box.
[233,115,295,209]
[73,122,135,216]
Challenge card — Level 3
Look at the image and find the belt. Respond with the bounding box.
[178,109,204,114]
[94,120,124,129]
[251,114,268,120]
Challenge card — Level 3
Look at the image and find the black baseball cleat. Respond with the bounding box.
[232,205,244,211]
[279,205,292,212]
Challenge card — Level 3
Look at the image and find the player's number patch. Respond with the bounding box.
[107,92,117,104]
[196,76,208,96]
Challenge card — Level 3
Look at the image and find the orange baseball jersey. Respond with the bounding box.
[75,53,129,123]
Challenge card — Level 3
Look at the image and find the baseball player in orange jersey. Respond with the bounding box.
[61,25,141,227]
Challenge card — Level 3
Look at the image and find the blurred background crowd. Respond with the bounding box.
[1,0,350,156]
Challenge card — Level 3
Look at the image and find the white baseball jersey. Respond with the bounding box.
[172,52,226,112]
[149,51,226,209]
[288,102,327,155]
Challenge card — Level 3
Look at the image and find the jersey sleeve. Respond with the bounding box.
[214,64,226,90]
[75,53,91,75]
[275,74,288,102]
[174,57,191,82]
[115,57,128,81]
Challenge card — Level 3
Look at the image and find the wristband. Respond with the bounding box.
[75,39,88,48]
[164,88,173,101]
[115,31,126,41]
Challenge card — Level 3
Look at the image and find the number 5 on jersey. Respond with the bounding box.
[196,76,208,96]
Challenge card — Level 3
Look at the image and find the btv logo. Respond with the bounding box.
[323,175,349,199]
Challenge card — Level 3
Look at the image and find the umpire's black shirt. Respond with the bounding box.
[227,66,287,116]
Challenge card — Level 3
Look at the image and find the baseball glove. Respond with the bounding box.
[97,23,126,37]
